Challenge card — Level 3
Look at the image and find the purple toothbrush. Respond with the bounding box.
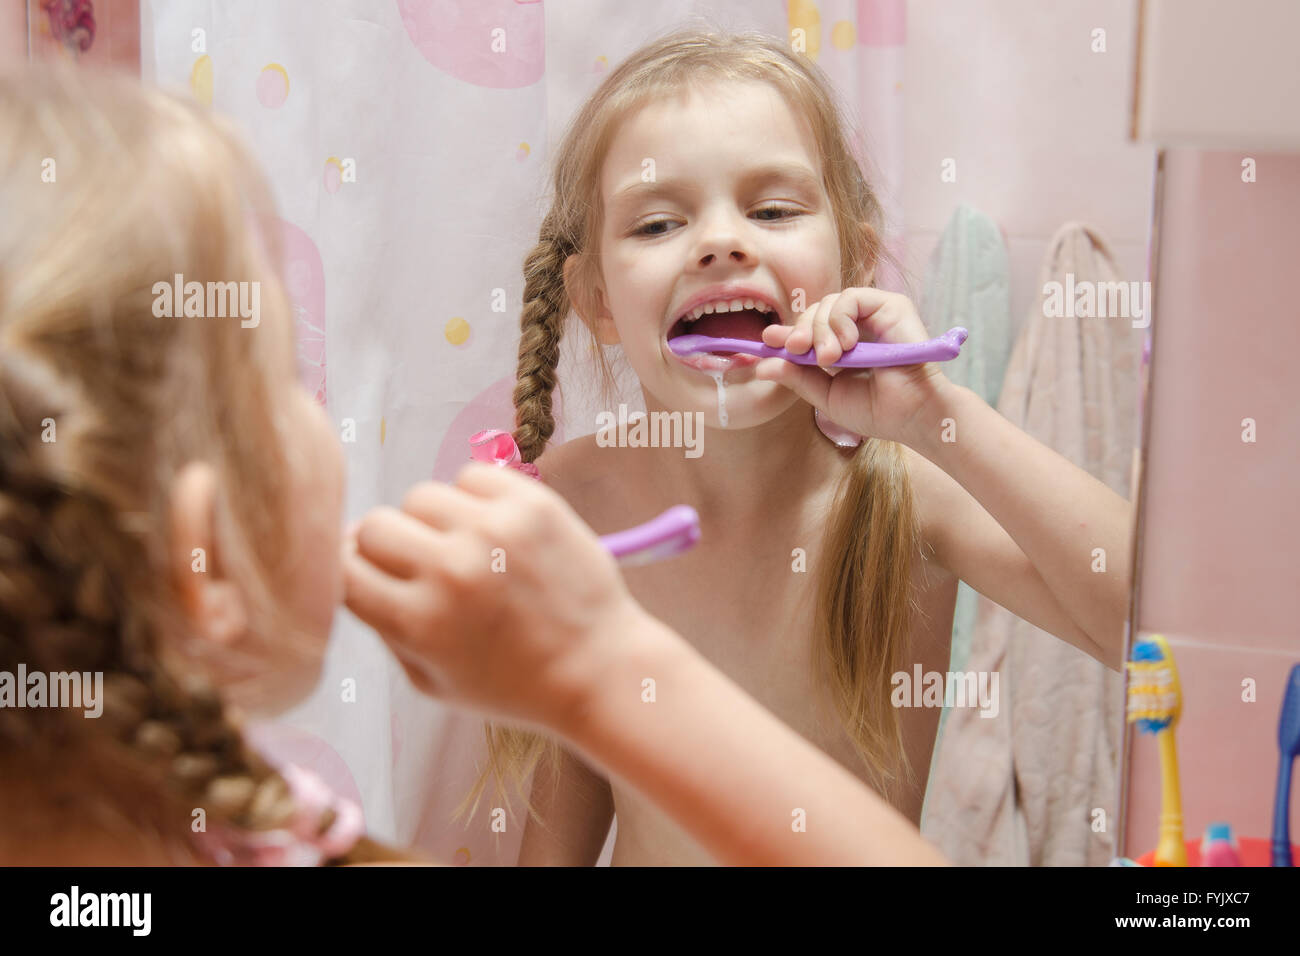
[669,326,969,368]
[600,505,700,566]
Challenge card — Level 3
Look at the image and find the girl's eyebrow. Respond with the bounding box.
[610,161,820,209]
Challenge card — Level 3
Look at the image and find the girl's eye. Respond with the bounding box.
[634,218,675,237]
[633,204,801,236]
[753,204,800,222]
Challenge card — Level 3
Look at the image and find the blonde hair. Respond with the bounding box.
[0,63,410,865]
[464,26,921,830]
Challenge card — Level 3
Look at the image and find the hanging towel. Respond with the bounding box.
[920,202,1014,407]
[921,222,1143,866]
[916,203,1013,830]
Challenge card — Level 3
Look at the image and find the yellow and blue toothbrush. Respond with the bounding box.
[1126,634,1187,867]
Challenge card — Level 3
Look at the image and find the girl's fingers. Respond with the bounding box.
[810,295,843,366]
[786,296,824,354]
[843,287,924,344]
[454,460,542,500]
[388,640,449,699]
[827,297,862,351]
[761,321,792,349]
[342,547,435,638]
[754,357,832,410]
[400,477,491,529]
[784,321,810,355]
[841,286,891,329]
[353,506,442,580]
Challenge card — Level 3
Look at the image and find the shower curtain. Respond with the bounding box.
[140,0,908,864]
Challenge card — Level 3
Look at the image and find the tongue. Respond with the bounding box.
[685,308,769,342]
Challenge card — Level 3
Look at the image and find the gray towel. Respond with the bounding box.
[921,221,1143,865]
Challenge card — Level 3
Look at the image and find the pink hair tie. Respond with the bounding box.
[192,763,365,866]
[278,763,366,861]
[468,429,541,480]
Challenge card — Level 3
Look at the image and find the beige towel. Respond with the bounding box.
[921,222,1143,865]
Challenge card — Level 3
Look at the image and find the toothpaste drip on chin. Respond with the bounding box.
[709,370,728,427]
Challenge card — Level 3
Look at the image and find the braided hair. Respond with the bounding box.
[0,345,416,864]
[0,64,417,865]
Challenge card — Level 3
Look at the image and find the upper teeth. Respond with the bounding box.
[682,298,773,322]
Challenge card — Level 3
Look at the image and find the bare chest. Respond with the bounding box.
[608,513,958,865]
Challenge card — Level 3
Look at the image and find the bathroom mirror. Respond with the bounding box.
[1118,0,1300,869]
[7,0,1158,866]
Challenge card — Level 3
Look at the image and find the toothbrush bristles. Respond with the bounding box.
[1126,649,1180,731]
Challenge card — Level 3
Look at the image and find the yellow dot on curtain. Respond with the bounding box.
[453,847,472,865]
[191,55,213,106]
[831,21,855,49]
[788,0,821,58]
[517,141,531,161]
[380,417,386,446]
[445,316,470,346]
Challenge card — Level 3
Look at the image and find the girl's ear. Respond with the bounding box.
[564,254,620,346]
[168,461,250,648]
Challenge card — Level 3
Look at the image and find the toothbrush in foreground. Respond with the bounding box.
[1272,663,1300,866]
[464,430,700,567]
[600,505,700,567]
[668,326,969,368]
[1126,634,1187,867]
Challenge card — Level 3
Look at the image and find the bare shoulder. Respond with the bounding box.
[534,433,615,525]
[897,442,956,582]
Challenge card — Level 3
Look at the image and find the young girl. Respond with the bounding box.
[0,62,416,865]
[471,28,1133,865]
[0,60,942,868]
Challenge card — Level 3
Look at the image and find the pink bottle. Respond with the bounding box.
[1200,822,1242,867]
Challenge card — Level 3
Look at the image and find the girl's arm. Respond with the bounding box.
[554,609,950,867]
[901,380,1133,669]
[516,744,615,866]
[756,288,1134,670]
[345,463,947,866]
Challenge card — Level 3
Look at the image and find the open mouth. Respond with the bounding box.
[666,308,779,355]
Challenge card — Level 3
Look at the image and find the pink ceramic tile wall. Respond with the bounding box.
[1123,148,1300,861]
[904,0,1153,336]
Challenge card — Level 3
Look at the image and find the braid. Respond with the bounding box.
[465,224,580,827]
[0,349,410,865]
[512,226,573,464]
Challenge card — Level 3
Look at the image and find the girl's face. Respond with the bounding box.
[181,307,347,716]
[280,381,347,667]
[591,79,844,428]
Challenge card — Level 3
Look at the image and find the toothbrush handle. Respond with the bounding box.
[1274,754,1294,866]
[820,326,968,368]
[669,327,968,368]
[1154,729,1188,867]
[599,505,699,562]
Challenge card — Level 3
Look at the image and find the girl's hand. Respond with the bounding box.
[756,287,953,444]
[341,462,643,729]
